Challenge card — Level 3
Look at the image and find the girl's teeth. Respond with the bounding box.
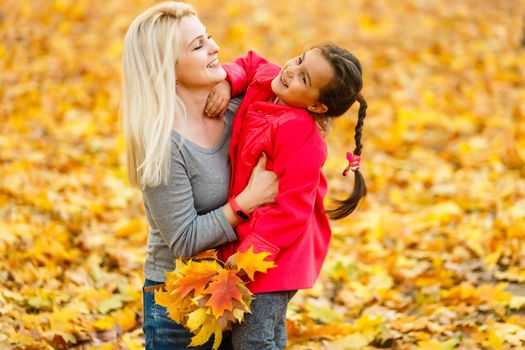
[281,75,287,87]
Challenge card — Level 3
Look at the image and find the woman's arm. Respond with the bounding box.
[143,149,277,258]
[222,152,277,226]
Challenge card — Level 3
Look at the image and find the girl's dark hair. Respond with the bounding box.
[315,43,368,220]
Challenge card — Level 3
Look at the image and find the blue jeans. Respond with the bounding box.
[143,279,233,350]
[232,290,297,350]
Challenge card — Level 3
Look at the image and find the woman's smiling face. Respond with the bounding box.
[271,48,334,112]
[175,15,226,89]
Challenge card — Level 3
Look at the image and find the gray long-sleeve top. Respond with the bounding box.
[142,100,240,282]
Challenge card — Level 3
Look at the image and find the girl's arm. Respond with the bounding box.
[236,116,327,260]
[205,52,269,117]
[222,50,269,97]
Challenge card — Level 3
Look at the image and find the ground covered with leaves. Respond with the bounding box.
[1,0,525,349]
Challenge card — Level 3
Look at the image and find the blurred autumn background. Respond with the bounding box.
[1,0,525,349]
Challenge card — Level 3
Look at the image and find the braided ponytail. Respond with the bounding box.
[326,96,367,219]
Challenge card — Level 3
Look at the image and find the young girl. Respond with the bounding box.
[207,44,368,349]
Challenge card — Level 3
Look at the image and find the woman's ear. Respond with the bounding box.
[307,102,328,114]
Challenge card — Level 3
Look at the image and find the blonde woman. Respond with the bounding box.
[122,2,278,349]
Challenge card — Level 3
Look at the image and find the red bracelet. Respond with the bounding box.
[228,197,250,221]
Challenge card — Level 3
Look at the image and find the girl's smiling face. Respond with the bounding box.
[271,48,334,113]
[176,15,226,89]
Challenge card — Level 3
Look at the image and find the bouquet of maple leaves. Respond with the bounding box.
[154,247,276,349]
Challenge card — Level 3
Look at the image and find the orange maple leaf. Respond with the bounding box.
[174,260,220,298]
[234,246,277,281]
[192,249,218,260]
[203,269,245,318]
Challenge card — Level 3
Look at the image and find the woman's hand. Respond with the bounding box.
[205,80,231,118]
[236,153,278,212]
[222,153,278,227]
[225,254,236,268]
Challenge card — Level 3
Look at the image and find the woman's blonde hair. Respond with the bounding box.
[122,1,196,189]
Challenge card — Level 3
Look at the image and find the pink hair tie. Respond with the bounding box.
[342,152,361,176]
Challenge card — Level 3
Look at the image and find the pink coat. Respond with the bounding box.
[219,51,332,293]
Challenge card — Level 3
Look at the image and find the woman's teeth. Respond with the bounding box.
[206,58,219,68]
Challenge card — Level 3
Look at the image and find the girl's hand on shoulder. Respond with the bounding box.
[205,80,231,118]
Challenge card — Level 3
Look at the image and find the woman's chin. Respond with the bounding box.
[207,66,226,82]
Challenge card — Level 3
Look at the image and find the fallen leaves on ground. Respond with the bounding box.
[1,0,524,349]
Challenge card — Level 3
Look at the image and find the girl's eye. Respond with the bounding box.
[297,56,303,64]
[301,73,307,84]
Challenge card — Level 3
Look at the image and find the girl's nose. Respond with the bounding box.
[285,68,294,77]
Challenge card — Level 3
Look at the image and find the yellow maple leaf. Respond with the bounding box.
[189,319,222,350]
[234,246,276,281]
[233,308,245,323]
[155,289,195,324]
[186,308,210,333]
